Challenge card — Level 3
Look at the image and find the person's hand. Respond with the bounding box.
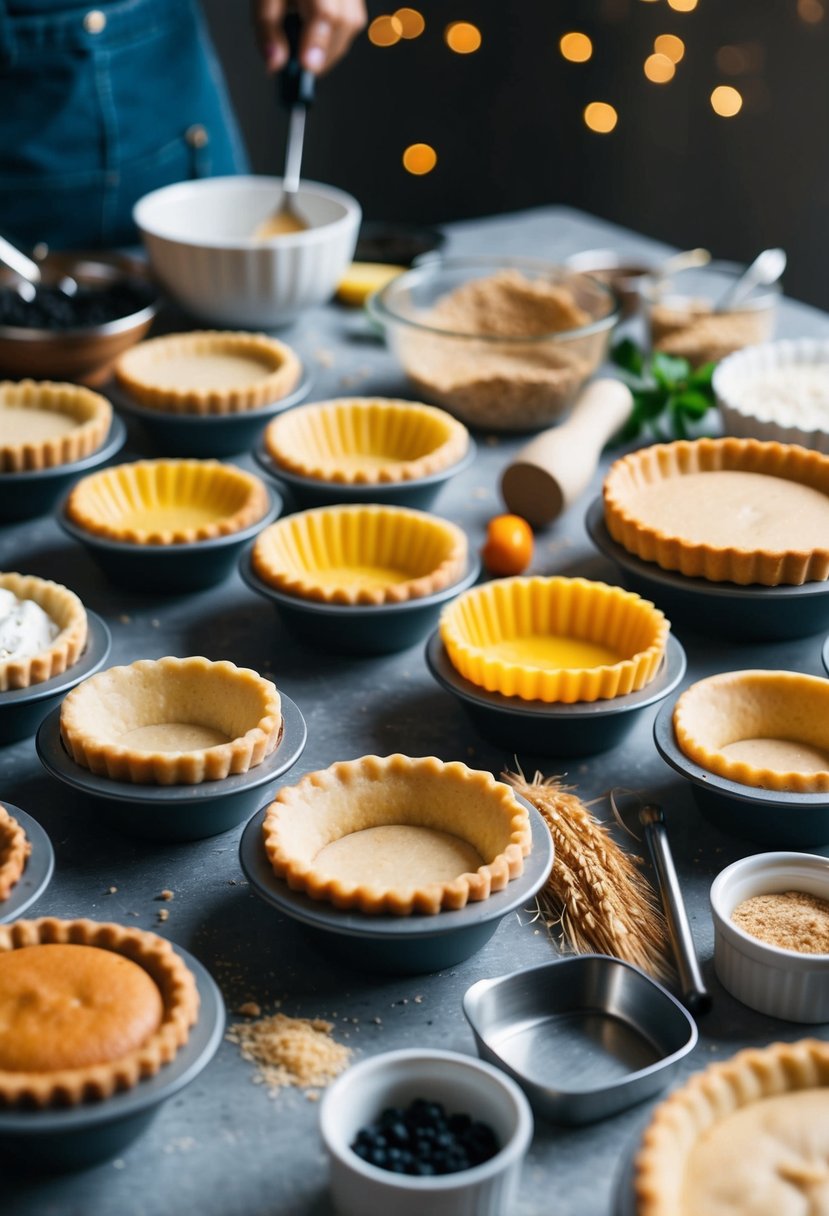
[252,0,367,75]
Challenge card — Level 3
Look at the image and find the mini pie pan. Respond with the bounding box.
[238,798,553,976]
[0,610,111,745]
[425,630,686,757]
[59,487,281,593]
[463,955,698,1125]
[253,431,476,511]
[240,548,482,655]
[823,633,829,676]
[0,415,126,523]
[0,945,224,1172]
[35,693,307,842]
[0,804,55,924]
[654,698,829,848]
[110,369,312,458]
[586,496,829,642]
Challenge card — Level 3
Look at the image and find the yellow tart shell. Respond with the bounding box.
[0,805,30,902]
[0,380,111,472]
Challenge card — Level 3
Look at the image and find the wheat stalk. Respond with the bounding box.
[505,766,672,980]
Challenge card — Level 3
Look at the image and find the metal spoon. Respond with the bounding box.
[254,13,314,239]
[0,233,77,299]
[715,247,786,312]
[610,788,711,1016]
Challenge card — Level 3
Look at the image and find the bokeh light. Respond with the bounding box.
[710,85,743,117]
[394,8,425,38]
[667,0,698,10]
[654,34,685,63]
[584,102,618,133]
[403,143,437,174]
[798,0,825,22]
[560,32,593,62]
[644,52,676,82]
[368,15,403,47]
[445,22,482,53]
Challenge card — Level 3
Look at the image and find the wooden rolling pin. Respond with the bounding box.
[500,378,633,527]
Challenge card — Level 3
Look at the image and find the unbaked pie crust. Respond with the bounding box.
[0,917,199,1108]
[603,437,829,586]
[115,331,302,415]
[0,805,30,902]
[0,571,87,692]
[262,753,533,916]
[0,380,111,472]
[60,656,282,785]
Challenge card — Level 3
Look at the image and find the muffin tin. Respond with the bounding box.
[0,804,54,924]
[239,799,553,975]
[426,630,686,756]
[0,945,224,1171]
[586,496,829,642]
[35,694,307,842]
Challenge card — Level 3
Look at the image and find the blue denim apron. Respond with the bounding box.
[0,0,249,249]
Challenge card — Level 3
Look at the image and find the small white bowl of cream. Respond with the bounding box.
[715,338,829,453]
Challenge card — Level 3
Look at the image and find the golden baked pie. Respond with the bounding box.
[60,656,282,785]
[0,571,87,691]
[251,504,468,605]
[114,331,302,414]
[440,576,668,703]
[263,754,533,916]
[603,437,829,585]
[65,458,269,546]
[262,397,469,485]
[0,380,111,471]
[673,670,829,793]
[0,805,30,902]
[635,1038,829,1216]
[0,917,199,1108]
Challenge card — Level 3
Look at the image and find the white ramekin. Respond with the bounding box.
[714,338,829,453]
[134,176,360,328]
[710,851,829,1022]
[319,1048,533,1216]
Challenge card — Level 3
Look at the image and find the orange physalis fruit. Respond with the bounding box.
[481,514,533,576]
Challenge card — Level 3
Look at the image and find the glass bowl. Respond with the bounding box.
[367,256,619,433]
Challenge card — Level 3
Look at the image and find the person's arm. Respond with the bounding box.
[251,0,367,75]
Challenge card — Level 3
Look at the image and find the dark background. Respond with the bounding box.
[202,0,829,309]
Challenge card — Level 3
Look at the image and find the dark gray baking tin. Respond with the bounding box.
[463,955,697,1125]
[239,798,553,975]
[239,547,482,655]
[425,630,686,757]
[0,611,111,745]
[253,434,476,511]
[822,633,829,676]
[58,487,281,593]
[654,697,829,848]
[0,803,55,923]
[0,947,224,1172]
[35,694,307,842]
[0,415,126,523]
[586,496,829,642]
[110,370,312,457]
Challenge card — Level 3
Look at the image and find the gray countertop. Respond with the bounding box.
[2,206,828,1216]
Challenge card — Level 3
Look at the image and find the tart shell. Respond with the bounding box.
[603,437,829,586]
[262,754,532,916]
[0,917,199,1109]
[0,805,31,902]
[0,571,88,692]
[0,380,111,472]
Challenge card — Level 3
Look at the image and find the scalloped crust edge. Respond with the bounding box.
[59,657,282,786]
[262,754,533,916]
[263,397,470,485]
[0,917,199,1108]
[634,1038,829,1216]
[0,381,111,472]
[115,331,302,415]
[0,572,88,692]
[603,437,829,586]
[0,806,31,902]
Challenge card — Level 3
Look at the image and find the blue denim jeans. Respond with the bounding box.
[0,0,249,249]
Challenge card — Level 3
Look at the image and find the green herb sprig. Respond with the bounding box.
[611,338,717,444]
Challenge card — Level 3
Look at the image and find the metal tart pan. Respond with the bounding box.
[239,798,553,976]
[0,415,126,523]
[35,694,307,842]
[0,804,55,924]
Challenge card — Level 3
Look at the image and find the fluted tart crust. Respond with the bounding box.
[603,437,829,586]
[0,918,199,1108]
[115,331,302,414]
[0,380,111,472]
[0,806,31,902]
[0,571,87,692]
[262,754,533,916]
[60,656,282,785]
